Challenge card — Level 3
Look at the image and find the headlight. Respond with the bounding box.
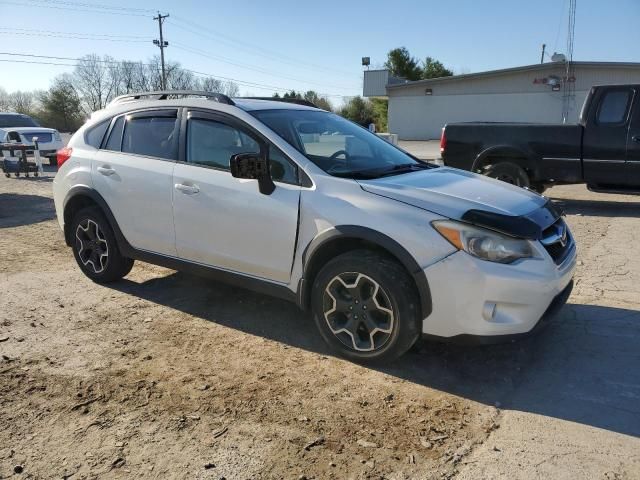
[432,220,533,264]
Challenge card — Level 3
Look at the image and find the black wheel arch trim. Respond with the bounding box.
[472,145,533,172]
[62,186,298,303]
[63,186,131,252]
[300,225,432,319]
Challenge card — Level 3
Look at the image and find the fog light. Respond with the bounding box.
[482,302,497,321]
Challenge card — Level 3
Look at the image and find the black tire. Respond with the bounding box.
[485,162,530,188]
[70,207,134,283]
[529,182,547,194]
[311,249,421,363]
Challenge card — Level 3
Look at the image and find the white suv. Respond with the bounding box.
[53,91,576,362]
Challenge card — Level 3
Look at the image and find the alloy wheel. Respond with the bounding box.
[75,219,109,274]
[323,272,395,352]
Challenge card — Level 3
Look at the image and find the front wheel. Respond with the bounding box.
[311,250,421,363]
[485,161,530,188]
[70,207,134,283]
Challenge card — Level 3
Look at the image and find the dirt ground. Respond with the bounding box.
[1,166,639,479]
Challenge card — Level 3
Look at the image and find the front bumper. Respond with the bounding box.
[421,241,576,339]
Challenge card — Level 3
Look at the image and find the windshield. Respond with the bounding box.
[0,114,39,128]
[250,109,434,178]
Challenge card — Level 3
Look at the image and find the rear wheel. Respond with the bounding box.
[485,161,530,188]
[311,250,421,363]
[70,207,133,283]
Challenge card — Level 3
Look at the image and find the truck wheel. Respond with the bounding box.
[70,207,134,283]
[311,249,421,363]
[485,162,530,188]
[529,183,547,194]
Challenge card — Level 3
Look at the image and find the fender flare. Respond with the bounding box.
[471,144,531,172]
[300,225,432,319]
[62,186,133,255]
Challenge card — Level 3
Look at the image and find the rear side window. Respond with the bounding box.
[122,115,178,160]
[85,120,110,148]
[104,116,124,151]
[597,90,632,124]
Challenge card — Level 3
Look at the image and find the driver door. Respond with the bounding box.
[172,110,301,283]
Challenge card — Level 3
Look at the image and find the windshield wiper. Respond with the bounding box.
[328,162,432,179]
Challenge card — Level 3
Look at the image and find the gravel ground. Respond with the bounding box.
[0,166,639,479]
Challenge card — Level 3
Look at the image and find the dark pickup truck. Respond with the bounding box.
[441,84,640,194]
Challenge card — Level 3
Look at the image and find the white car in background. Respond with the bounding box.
[0,112,64,165]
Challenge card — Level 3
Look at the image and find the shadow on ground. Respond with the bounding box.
[0,193,56,228]
[113,272,640,438]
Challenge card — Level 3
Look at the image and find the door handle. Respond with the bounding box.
[174,183,200,194]
[632,135,640,143]
[97,166,116,176]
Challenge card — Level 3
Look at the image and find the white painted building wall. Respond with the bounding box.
[364,62,640,140]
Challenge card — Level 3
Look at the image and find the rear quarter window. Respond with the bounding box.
[84,120,110,148]
[597,90,632,124]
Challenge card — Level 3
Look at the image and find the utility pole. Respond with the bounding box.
[153,12,169,90]
[540,43,546,64]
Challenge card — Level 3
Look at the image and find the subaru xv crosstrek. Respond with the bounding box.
[53,91,576,362]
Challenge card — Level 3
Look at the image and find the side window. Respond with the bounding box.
[269,147,298,184]
[187,118,260,170]
[104,116,124,151]
[597,90,632,124]
[85,119,110,148]
[122,114,178,160]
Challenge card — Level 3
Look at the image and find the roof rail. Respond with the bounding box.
[108,90,235,107]
[242,97,317,108]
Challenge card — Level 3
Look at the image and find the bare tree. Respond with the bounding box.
[9,91,36,115]
[0,87,12,111]
[73,54,120,113]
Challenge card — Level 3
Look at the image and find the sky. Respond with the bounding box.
[1,0,638,106]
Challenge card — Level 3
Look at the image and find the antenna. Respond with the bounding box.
[562,0,576,123]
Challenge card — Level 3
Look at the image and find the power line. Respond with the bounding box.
[168,16,357,79]
[0,29,151,42]
[0,52,353,99]
[172,42,358,91]
[0,0,151,17]
[0,27,149,39]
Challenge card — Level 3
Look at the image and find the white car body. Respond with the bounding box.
[52,94,576,359]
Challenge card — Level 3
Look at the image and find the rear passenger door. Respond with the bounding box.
[92,109,178,256]
[172,110,301,283]
[583,87,635,186]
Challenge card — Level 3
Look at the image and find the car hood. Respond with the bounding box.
[358,167,556,238]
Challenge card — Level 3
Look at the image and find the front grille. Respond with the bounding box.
[540,218,573,265]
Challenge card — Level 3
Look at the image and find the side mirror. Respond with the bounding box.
[230,152,275,195]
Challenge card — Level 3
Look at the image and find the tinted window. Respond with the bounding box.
[597,90,631,124]
[85,120,110,148]
[269,147,298,184]
[187,118,260,170]
[122,115,178,160]
[251,109,426,179]
[0,114,39,128]
[104,116,124,151]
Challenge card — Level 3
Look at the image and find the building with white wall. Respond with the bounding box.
[363,61,640,139]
